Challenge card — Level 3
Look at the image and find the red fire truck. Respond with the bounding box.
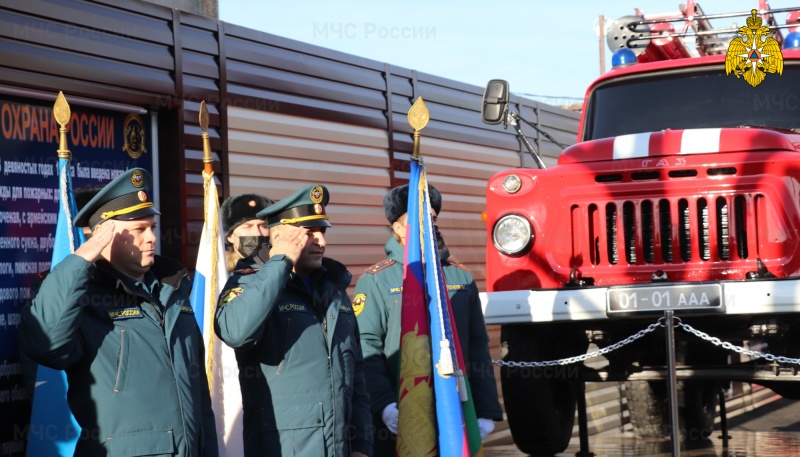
[480,2,800,454]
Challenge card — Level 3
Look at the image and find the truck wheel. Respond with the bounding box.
[501,325,586,455]
[625,379,717,440]
[681,380,717,441]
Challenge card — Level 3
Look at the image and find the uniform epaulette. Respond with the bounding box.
[233,267,258,275]
[365,259,396,275]
[445,260,469,272]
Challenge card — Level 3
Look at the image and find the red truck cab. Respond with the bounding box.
[481,4,800,455]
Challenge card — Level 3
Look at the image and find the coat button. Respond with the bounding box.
[316,419,322,424]
[330,314,335,319]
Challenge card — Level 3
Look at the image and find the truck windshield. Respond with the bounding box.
[584,64,800,141]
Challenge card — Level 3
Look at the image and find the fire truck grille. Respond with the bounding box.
[585,195,757,266]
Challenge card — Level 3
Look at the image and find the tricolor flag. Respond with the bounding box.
[189,169,244,456]
[26,156,85,456]
[396,158,483,457]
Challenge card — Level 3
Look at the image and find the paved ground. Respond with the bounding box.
[485,397,800,456]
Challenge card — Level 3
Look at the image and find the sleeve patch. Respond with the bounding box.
[219,287,243,306]
[352,293,366,317]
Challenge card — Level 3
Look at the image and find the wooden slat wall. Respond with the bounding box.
[226,108,391,274]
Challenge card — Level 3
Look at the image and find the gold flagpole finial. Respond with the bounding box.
[199,101,213,174]
[408,97,429,159]
[54,91,71,160]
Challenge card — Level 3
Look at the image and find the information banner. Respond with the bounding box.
[0,94,153,456]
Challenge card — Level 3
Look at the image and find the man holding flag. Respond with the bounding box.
[20,168,218,456]
[353,183,502,456]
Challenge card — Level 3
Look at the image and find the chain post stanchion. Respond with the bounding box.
[718,388,730,447]
[575,380,594,457]
[665,310,681,457]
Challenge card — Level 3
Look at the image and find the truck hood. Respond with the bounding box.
[559,128,800,165]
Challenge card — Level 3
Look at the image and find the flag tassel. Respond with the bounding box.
[437,339,454,377]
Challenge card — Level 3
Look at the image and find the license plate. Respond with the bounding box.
[607,284,723,314]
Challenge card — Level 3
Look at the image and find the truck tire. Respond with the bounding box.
[625,379,717,440]
[501,325,587,455]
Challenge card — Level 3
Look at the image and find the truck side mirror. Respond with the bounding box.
[481,79,510,125]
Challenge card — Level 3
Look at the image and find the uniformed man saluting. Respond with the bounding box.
[20,168,218,456]
[215,184,372,457]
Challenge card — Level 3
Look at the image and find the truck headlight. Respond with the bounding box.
[492,214,533,255]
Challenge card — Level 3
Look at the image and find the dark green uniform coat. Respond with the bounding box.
[353,237,502,456]
[20,254,218,457]
[214,247,372,457]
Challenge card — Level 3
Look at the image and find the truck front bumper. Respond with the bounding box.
[480,279,800,324]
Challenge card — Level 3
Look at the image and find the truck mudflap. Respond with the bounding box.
[480,278,800,324]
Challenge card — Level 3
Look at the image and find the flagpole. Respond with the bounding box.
[195,101,244,456]
[26,92,84,457]
[198,100,219,382]
[400,97,483,456]
[396,97,439,456]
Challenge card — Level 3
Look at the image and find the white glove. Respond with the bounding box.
[382,402,399,434]
[477,418,495,440]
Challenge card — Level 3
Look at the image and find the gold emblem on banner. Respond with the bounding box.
[123,113,147,158]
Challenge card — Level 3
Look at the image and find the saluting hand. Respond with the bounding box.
[74,221,115,264]
[269,225,308,265]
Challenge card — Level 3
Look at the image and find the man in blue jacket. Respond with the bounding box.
[353,184,503,456]
[215,184,372,457]
[20,168,218,456]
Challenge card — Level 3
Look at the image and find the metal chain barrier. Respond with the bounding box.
[493,315,800,367]
[675,319,800,366]
[493,318,665,368]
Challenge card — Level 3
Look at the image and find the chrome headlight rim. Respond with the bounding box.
[492,213,533,256]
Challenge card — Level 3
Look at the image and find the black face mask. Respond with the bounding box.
[237,236,270,259]
[434,225,450,262]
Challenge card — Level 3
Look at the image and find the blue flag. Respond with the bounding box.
[397,158,477,456]
[26,158,85,456]
[414,161,467,456]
